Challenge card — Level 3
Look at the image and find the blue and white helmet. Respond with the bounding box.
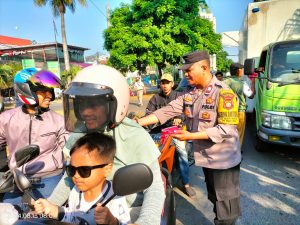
[14,68,38,84]
[14,68,61,106]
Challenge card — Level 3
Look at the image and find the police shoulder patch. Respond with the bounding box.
[217,89,239,125]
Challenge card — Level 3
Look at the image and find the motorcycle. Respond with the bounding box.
[0,145,40,225]
[127,111,176,225]
[0,145,40,195]
[1,141,176,225]
[8,163,153,225]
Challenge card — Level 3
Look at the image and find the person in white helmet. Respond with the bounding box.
[48,65,165,225]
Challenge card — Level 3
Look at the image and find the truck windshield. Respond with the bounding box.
[270,42,300,84]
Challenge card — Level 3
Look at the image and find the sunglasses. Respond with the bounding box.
[66,164,108,178]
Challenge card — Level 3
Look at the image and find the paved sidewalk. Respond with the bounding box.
[128,92,154,115]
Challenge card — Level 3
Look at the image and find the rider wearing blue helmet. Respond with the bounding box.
[13,68,38,107]
[0,68,69,207]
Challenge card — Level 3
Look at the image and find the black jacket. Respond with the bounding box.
[145,90,184,134]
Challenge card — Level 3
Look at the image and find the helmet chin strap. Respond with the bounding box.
[23,104,48,117]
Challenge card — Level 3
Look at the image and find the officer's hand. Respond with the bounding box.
[94,203,118,225]
[171,130,190,141]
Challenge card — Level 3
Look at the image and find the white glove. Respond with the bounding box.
[243,82,253,97]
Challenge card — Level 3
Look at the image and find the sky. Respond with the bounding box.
[0,0,253,58]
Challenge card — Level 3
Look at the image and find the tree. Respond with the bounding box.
[60,65,81,88]
[0,62,22,108]
[104,0,223,76]
[216,50,233,72]
[0,62,22,89]
[34,0,86,71]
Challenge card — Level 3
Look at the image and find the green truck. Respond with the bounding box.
[244,40,300,151]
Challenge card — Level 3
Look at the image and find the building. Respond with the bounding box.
[198,1,217,71]
[0,35,89,76]
[0,35,32,48]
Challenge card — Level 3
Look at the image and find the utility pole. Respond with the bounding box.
[53,19,60,65]
[106,0,111,28]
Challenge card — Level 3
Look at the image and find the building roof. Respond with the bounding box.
[0,42,89,51]
[0,35,32,47]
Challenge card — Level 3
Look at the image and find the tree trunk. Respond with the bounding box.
[60,13,70,71]
[156,64,163,78]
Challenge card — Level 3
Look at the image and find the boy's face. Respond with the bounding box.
[70,146,112,192]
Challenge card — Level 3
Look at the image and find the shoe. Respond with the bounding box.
[184,186,196,197]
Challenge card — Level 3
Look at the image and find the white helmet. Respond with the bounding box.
[63,65,130,132]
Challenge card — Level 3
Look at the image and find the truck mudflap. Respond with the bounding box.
[258,125,300,148]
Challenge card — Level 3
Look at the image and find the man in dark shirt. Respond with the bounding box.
[145,73,196,197]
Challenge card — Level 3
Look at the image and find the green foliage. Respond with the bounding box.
[104,0,223,76]
[0,62,22,89]
[60,65,81,87]
[34,0,86,16]
[163,65,173,74]
[34,0,86,71]
[216,50,233,72]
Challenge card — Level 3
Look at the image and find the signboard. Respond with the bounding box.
[47,61,60,77]
[22,59,35,69]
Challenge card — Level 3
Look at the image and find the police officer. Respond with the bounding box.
[136,50,242,225]
[145,73,195,197]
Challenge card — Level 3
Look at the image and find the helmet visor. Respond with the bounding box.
[29,70,61,88]
[63,82,116,133]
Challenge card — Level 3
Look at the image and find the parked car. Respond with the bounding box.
[175,77,194,92]
[54,88,63,99]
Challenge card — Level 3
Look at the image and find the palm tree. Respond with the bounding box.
[34,0,86,71]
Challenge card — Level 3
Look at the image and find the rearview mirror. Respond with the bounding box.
[12,169,37,200]
[15,145,40,168]
[244,58,255,75]
[113,163,153,196]
[0,145,39,194]
[102,163,153,206]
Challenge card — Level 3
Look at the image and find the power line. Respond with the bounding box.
[88,0,107,19]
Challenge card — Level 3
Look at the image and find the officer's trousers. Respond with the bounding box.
[237,111,246,147]
[202,164,241,225]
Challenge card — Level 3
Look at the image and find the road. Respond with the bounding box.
[3,93,299,224]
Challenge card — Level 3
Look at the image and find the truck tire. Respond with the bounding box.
[255,135,269,152]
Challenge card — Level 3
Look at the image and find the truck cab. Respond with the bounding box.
[245,40,300,151]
